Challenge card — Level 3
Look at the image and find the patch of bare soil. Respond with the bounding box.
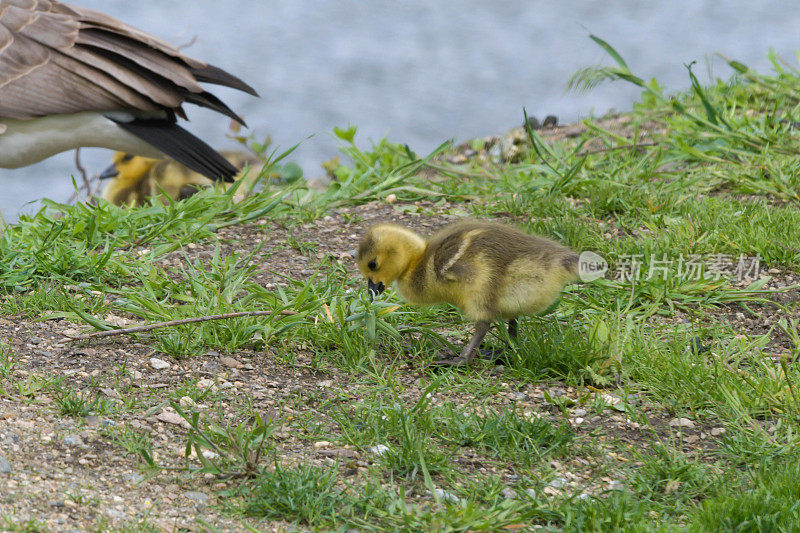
[703,269,799,354]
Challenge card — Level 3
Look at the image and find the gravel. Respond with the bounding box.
[149,357,171,370]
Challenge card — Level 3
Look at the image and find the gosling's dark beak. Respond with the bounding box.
[367,279,385,301]
[99,163,119,180]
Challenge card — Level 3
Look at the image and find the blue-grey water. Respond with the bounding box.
[2,0,799,220]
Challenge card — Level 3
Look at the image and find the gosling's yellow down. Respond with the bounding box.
[356,221,579,365]
[100,151,263,207]
[0,0,257,181]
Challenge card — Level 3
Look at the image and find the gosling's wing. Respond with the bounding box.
[0,0,256,121]
[431,229,479,283]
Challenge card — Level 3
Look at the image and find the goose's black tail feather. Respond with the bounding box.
[111,117,238,182]
[191,64,259,97]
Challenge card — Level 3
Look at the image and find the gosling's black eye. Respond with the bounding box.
[368,260,377,271]
[121,154,134,162]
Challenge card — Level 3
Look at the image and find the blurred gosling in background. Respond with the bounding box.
[100,151,264,207]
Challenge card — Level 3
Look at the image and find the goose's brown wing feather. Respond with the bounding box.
[1,34,160,117]
[0,0,255,121]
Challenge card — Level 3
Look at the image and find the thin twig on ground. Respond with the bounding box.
[62,310,298,342]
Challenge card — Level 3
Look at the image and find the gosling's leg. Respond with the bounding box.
[461,320,491,365]
[432,320,491,366]
[507,318,518,340]
[478,318,518,361]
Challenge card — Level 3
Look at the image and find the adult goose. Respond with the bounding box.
[0,0,258,181]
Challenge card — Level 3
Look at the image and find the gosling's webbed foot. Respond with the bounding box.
[430,355,469,367]
[476,319,519,364]
[478,346,509,362]
[429,321,493,368]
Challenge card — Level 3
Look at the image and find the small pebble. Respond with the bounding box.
[431,488,460,503]
[157,411,187,427]
[149,358,170,370]
[123,473,144,484]
[185,491,209,505]
[500,487,517,499]
[220,357,243,369]
[179,396,196,409]
[669,417,695,429]
[62,435,82,447]
[0,456,11,474]
[197,378,214,389]
[609,480,625,491]
[369,444,390,456]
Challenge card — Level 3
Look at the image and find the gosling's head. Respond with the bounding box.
[100,152,159,183]
[356,223,426,297]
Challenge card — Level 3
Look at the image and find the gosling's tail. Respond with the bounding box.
[561,253,580,282]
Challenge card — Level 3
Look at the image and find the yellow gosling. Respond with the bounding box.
[100,151,263,207]
[356,220,579,365]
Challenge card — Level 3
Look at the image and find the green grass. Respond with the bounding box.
[239,463,346,524]
[437,404,575,465]
[2,36,800,530]
[101,424,157,468]
[691,460,800,531]
[51,382,114,417]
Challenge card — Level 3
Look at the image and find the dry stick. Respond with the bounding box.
[75,148,89,186]
[67,148,101,204]
[88,177,103,200]
[176,35,198,51]
[74,148,92,199]
[63,310,298,342]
